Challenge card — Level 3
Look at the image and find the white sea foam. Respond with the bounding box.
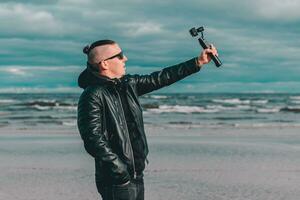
[0,99,17,103]
[212,98,250,105]
[251,100,268,104]
[256,108,280,113]
[206,105,231,110]
[32,105,52,111]
[54,106,77,111]
[291,100,300,104]
[236,105,252,110]
[28,100,58,107]
[0,87,81,93]
[149,104,254,114]
[62,121,76,126]
[212,98,269,105]
[289,96,300,100]
[286,106,300,110]
[35,99,57,103]
[149,105,219,113]
[151,95,168,99]
[206,105,251,111]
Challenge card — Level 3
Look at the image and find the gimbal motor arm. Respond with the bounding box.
[190,27,222,67]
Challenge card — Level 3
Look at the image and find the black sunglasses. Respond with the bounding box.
[101,51,124,62]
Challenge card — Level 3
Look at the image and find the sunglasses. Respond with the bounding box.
[101,51,124,62]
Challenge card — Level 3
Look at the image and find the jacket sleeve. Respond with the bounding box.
[77,88,130,184]
[133,57,201,96]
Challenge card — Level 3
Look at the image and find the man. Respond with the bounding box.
[77,39,218,200]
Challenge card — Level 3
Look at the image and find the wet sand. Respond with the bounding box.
[1,126,300,200]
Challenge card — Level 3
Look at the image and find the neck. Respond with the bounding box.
[100,71,121,79]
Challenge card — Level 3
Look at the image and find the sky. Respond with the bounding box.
[1,0,300,93]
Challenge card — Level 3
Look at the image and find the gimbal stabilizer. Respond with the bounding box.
[190,27,222,67]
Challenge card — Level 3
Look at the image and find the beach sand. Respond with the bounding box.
[1,126,300,200]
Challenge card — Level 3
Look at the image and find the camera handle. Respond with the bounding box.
[198,37,222,67]
[190,27,222,67]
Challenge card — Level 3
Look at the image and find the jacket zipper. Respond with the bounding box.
[115,88,136,179]
[128,92,149,166]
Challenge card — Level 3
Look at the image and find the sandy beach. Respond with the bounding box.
[1,126,300,200]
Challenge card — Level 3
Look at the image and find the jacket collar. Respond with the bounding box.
[78,62,123,89]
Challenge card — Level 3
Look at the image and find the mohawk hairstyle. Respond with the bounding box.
[83,39,116,54]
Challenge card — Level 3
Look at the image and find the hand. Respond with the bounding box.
[114,180,130,187]
[197,44,218,67]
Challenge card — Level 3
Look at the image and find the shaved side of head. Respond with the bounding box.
[83,39,116,64]
[88,45,111,64]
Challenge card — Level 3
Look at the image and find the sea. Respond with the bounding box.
[1,93,300,131]
[1,93,300,200]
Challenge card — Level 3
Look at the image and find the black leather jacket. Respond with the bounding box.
[77,57,200,186]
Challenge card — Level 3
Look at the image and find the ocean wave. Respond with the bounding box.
[0,99,17,104]
[23,100,75,107]
[142,104,159,109]
[53,105,77,111]
[18,100,77,111]
[62,121,76,126]
[212,98,251,105]
[150,95,168,99]
[148,105,219,113]
[256,108,281,113]
[251,100,268,104]
[146,104,255,113]
[212,98,269,105]
[8,115,55,120]
[0,87,81,93]
[214,116,263,121]
[206,105,252,111]
[281,107,300,113]
[289,96,300,100]
[8,116,34,120]
[206,105,232,110]
[32,105,52,111]
[236,105,252,110]
[0,111,10,116]
[290,100,300,105]
[256,106,300,113]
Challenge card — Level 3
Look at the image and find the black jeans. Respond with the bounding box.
[98,178,144,200]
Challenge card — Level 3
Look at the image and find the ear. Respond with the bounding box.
[99,61,109,70]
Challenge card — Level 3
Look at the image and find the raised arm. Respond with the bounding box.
[132,45,218,96]
[132,57,200,96]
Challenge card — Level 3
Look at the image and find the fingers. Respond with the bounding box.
[198,44,219,66]
[206,44,218,57]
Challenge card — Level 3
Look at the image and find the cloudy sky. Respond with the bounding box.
[1,0,300,93]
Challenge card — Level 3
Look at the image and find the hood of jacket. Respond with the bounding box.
[78,64,122,89]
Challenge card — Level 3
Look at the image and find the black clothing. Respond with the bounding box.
[98,176,144,200]
[119,87,146,174]
[77,58,200,189]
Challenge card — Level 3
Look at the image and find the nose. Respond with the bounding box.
[123,55,128,62]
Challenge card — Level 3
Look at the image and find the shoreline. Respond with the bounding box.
[1,124,300,135]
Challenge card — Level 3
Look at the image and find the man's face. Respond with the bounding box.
[101,43,128,79]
